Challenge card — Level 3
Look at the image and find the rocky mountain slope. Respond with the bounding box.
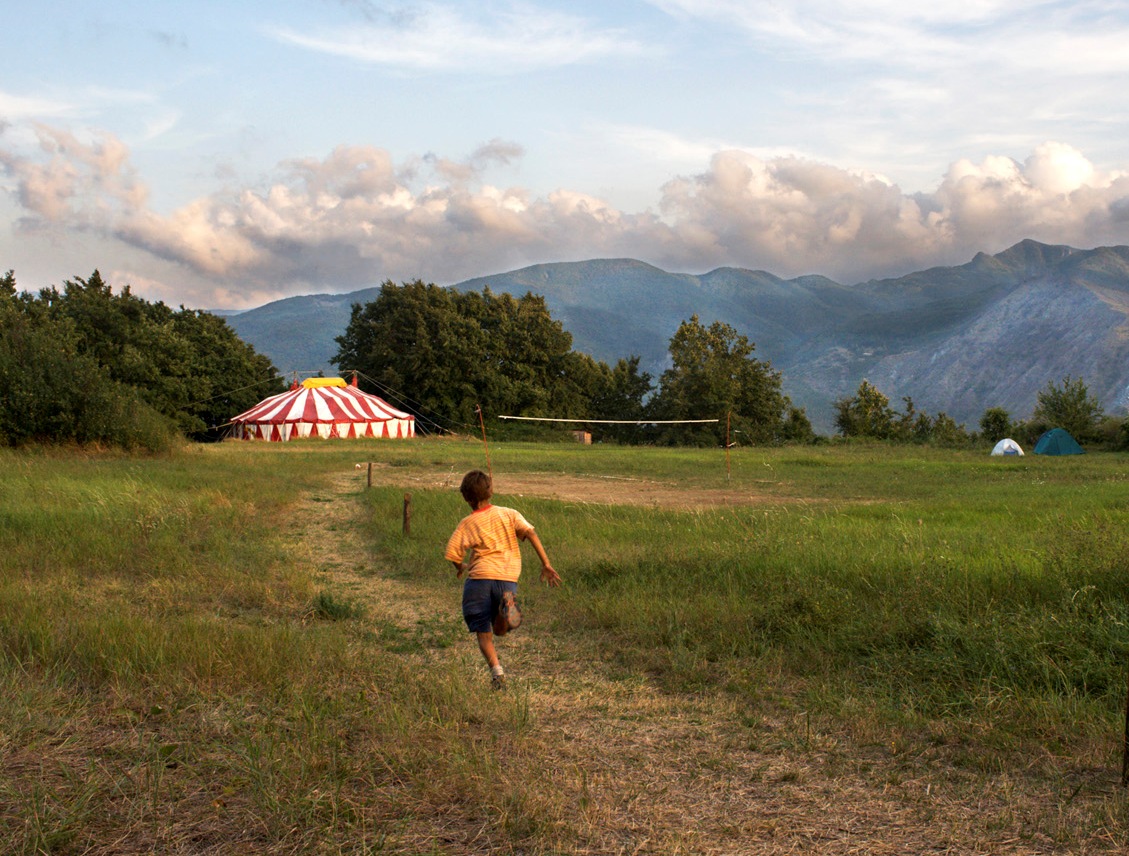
[225,240,1129,433]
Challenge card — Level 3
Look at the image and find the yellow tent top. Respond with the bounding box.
[301,377,347,389]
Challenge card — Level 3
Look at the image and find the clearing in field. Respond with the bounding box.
[363,461,800,509]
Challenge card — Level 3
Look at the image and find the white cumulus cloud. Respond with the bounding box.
[0,124,146,225]
[4,123,1129,308]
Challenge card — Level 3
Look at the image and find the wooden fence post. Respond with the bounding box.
[403,493,412,536]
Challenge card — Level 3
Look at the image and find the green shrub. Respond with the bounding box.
[312,590,365,621]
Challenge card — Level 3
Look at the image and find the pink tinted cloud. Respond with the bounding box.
[4,126,1129,307]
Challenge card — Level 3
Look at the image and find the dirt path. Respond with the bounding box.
[299,468,1120,855]
[295,470,454,658]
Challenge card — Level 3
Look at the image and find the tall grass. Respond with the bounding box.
[3,439,1129,852]
[0,443,556,853]
[362,441,1129,749]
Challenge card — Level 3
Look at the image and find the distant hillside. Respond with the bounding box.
[225,287,382,376]
[224,240,1129,433]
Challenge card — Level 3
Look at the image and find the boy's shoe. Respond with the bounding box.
[491,673,506,691]
[493,591,522,637]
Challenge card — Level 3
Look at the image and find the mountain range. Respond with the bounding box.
[223,239,1129,434]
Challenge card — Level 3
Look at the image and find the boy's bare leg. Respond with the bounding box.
[476,631,499,668]
[477,631,506,688]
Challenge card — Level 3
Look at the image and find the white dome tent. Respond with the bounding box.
[990,438,1024,456]
[230,376,415,441]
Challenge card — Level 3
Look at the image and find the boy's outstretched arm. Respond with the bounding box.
[521,530,561,587]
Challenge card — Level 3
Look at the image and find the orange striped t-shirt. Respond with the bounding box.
[444,504,533,582]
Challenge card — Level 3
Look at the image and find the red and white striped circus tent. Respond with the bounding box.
[230,376,415,441]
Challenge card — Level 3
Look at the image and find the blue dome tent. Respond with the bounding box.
[1033,428,1084,456]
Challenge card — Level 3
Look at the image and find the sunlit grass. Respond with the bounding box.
[0,442,557,853]
[2,438,1129,852]
[360,439,1129,741]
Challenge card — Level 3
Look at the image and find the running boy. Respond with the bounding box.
[445,470,561,689]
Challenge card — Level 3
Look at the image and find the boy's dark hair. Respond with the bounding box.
[459,470,493,506]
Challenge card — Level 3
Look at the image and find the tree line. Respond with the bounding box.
[834,376,1128,449]
[5,269,1125,451]
[0,270,282,449]
[332,280,813,446]
[338,280,1128,449]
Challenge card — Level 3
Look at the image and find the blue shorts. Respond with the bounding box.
[462,579,518,633]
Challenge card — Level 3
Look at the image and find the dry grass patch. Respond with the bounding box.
[363,461,811,510]
[4,445,1128,854]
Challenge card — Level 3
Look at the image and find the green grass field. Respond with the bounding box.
[2,439,1128,852]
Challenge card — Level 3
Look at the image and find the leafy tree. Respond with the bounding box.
[43,272,194,431]
[781,405,816,444]
[930,412,971,447]
[334,281,597,430]
[835,383,971,444]
[0,281,175,449]
[335,280,483,424]
[1010,419,1040,448]
[979,407,1012,443]
[0,269,281,446]
[1031,376,1103,441]
[1094,415,1128,450]
[834,380,897,439]
[339,291,798,445]
[484,289,579,416]
[171,309,283,437]
[557,351,611,423]
[39,272,283,438]
[649,315,790,446]
[894,396,933,443]
[588,355,653,443]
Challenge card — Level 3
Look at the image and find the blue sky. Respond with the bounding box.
[2,0,1129,309]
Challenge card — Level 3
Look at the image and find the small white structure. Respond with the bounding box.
[990,438,1024,456]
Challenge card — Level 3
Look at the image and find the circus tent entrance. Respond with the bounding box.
[230,376,415,441]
